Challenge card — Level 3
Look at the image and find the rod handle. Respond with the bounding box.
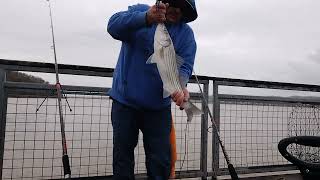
[63,155,71,178]
[228,164,239,180]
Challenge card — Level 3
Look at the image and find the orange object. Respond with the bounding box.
[169,116,177,179]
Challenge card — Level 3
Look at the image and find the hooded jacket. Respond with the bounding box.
[107,4,197,110]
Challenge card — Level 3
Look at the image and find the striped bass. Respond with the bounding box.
[146,23,202,122]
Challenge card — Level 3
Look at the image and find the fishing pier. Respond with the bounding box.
[1,59,320,179]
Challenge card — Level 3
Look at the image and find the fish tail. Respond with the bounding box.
[183,101,203,122]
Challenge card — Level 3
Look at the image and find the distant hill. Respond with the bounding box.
[7,71,49,84]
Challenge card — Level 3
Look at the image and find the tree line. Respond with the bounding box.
[7,71,48,84]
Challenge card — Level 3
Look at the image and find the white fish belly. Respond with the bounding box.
[156,45,182,97]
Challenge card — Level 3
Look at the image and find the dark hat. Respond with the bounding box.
[162,0,198,23]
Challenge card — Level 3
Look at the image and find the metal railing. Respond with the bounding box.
[1,59,320,179]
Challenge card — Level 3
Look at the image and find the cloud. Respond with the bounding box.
[309,49,320,63]
[1,0,320,86]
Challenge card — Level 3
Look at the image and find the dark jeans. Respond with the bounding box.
[111,100,172,180]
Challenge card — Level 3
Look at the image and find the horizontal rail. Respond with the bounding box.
[215,164,298,176]
[2,59,320,92]
[219,94,320,105]
[5,82,205,100]
[0,59,114,77]
[216,80,320,92]
[5,82,109,97]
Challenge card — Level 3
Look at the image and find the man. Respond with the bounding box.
[107,0,198,179]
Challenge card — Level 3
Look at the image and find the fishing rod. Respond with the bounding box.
[46,0,71,178]
[193,71,239,180]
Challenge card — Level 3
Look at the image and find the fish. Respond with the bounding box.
[146,23,202,122]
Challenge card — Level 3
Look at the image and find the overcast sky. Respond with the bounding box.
[1,0,320,90]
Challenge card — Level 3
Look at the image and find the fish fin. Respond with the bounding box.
[183,101,203,122]
[163,88,171,98]
[146,54,156,64]
[176,55,184,68]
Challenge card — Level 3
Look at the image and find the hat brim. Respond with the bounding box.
[179,0,198,23]
[162,0,198,23]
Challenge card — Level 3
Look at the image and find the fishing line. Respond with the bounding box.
[178,122,189,179]
[192,70,239,180]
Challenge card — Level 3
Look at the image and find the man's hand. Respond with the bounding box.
[146,2,169,25]
[171,88,190,110]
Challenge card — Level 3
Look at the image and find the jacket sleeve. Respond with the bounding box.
[107,4,149,42]
[177,28,197,87]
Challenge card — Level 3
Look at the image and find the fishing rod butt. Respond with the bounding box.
[62,154,71,178]
[228,164,239,180]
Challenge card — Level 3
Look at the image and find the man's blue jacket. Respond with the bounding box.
[107,4,197,110]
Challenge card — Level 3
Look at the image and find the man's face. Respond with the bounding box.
[166,6,182,24]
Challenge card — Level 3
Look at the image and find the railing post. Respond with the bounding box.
[212,81,220,179]
[200,80,209,180]
[0,69,7,180]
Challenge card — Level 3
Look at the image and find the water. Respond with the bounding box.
[2,97,319,179]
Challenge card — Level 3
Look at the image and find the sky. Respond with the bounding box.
[0,0,320,94]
